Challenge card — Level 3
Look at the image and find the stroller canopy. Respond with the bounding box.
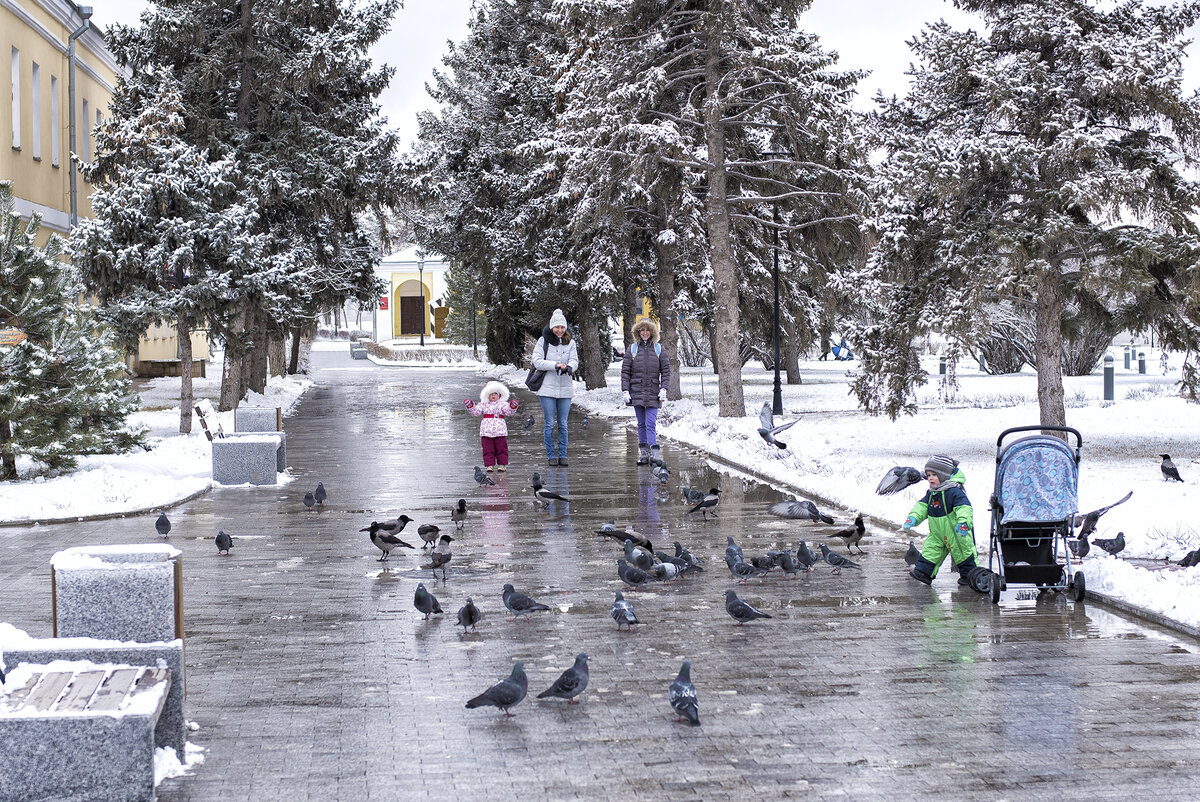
[996,435,1079,525]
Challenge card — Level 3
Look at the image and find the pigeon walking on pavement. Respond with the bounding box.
[533,483,571,506]
[466,662,528,716]
[674,541,702,568]
[777,550,802,579]
[313,482,327,507]
[686,489,720,519]
[417,523,441,549]
[537,653,590,704]
[523,414,536,431]
[429,534,454,580]
[669,660,700,726]
[581,415,590,429]
[502,583,551,620]
[650,561,681,583]
[303,491,316,512]
[617,559,651,589]
[769,499,835,524]
[725,536,744,566]
[904,540,921,566]
[155,512,171,538]
[1160,454,1184,482]
[451,499,468,530]
[796,540,821,572]
[215,531,233,555]
[819,543,862,574]
[1075,491,1132,537]
[833,514,867,554]
[726,557,767,583]
[874,465,925,496]
[456,597,481,632]
[623,540,655,571]
[413,583,443,620]
[724,589,773,625]
[1092,531,1126,555]
[610,591,640,631]
[680,486,706,505]
[757,401,800,449]
[475,466,496,486]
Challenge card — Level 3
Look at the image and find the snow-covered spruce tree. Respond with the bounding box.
[552,0,863,416]
[855,0,1200,422]
[73,72,257,433]
[0,182,145,480]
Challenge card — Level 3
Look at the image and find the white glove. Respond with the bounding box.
[658,389,667,403]
[622,391,631,405]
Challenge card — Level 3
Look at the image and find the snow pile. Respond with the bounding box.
[154,741,206,785]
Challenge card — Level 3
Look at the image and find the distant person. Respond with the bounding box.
[464,380,519,472]
[622,319,672,466]
[832,338,854,360]
[902,455,978,585]
[532,309,579,466]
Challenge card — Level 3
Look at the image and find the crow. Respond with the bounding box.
[686,488,720,519]
[832,513,866,554]
[1160,454,1184,482]
[450,499,468,530]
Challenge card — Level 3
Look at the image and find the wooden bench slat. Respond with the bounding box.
[86,668,142,712]
[54,670,108,713]
[131,668,171,719]
[22,672,74,713]
[0,673,40,712]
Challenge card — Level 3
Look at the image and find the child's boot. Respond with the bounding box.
[909,555,935,585]
[957,556,978,586]
[637,443,650,465]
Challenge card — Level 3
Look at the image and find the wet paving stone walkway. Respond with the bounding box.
[3,351,1200,800]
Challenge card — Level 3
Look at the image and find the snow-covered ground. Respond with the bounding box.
[490,348,1200,631]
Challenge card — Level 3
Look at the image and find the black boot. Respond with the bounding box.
[909,556,936,585]
[957,556,978,586]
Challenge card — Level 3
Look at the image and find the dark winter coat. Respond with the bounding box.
[621,319,672,409]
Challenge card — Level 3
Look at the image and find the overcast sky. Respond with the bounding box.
[95,0,1196,151]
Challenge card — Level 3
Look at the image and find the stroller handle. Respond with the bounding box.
[995,425,1082,459]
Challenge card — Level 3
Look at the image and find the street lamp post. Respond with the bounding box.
[417,252,425,347]
[771,202,783,416]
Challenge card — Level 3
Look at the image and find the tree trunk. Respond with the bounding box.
[706,323,719,374]
[1035,266,1067,428]
[0,418,16,480]
[178,316,193,434]
[623,278,639,349]
[704,22,744,417]
[247,311,269,395]
[653,222,683,400]
[783,324,802,385]
[288,325,302,374]
[576,303,607,389]
[268,329,287,378]
[220,310,246,411]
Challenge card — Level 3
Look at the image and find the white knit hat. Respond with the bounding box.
[548,308,568,329]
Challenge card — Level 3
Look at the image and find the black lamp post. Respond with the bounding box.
[417,251,425,347]
[763,150,787,416]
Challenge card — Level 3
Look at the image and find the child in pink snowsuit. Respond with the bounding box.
[465,380,519,471]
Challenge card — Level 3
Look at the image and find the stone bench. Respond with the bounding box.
[52,545,184,644]
[351,345,368,359]
[0,660,171,802]
[234,406,282,433]
[211,432,284,485]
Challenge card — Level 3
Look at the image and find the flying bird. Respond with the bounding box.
[724,589,773,625]
[668,660,700,726]
[875,466,925,496]
[523,414,536,430]
[417,523,441,549]
[451,499,468,530]
[1178,549,1200,568]
[769,500,834,524]
[303,491,316,511]
[617,559,650,589]
[502,583,551,620]
[1075,491,1132,537]
[819,543,861,574]
[1092,531,1126,556]
[533,483,571,506]
[537,653,590,704]
[832,514,867,554]
[456,597,481,632]
[429,534,454,580]
[610,591,640,631]
[313,482,327,507]
[475,466,496,486]
[466,662,528,716]
[215,531,233,555]
[757,401,800,449]
[1160,454,1184,482]
[413,582,443,620]
[686,488,720,519]
[155,512,171,538]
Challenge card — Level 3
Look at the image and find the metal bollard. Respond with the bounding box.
[1124,345,1131,370]
[1139,351,1147,374]
[939,355,946,375]
[1103,354,1114,401]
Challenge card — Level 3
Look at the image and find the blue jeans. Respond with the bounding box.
[539,395,572,459]
[634,406,658,446]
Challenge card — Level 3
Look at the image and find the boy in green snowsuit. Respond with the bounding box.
[903,455,978,585]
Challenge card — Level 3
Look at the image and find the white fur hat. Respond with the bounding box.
[548,308,568,329]
[480,380,510,404]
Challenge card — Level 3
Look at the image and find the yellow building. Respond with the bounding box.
[2,0,208,376]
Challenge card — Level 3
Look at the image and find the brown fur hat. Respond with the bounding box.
[631,318,659,344]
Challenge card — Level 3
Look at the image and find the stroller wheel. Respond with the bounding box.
[1072,571,1086,602]
[989,572,1001,605]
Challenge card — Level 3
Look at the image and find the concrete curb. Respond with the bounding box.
[0,485,214,528]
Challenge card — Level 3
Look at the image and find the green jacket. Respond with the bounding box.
[906,468,974,544]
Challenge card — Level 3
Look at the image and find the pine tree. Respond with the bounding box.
[0,182,145,480]
[855,0,1200,421]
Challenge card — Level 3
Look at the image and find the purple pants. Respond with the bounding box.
[634,406,658,446]
[482,436,509,467]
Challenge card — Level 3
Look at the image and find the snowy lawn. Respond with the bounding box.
[0,363,311,525]
[489,348,1200,631]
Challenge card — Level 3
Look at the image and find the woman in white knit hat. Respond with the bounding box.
[531,309,579,466]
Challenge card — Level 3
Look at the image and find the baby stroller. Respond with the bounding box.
[986,425,1086,606]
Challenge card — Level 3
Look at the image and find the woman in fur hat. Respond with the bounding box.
[464,380,519,471]
[532,309,579,466]
[621,318,672,465]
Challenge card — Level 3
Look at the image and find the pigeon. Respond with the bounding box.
[502,583,551,619]
[610,591,639,630]
[1075,491,1132,536]
[466,662,528,716]
[796,540,821,572]
[668,660,700,726]
[726,558,767,583]
[430,534,454,579]
[655,551,696,575]
[819,543,862,574]
[215,530,233,555]
[687,488,720,519]
[362,519,417,561]
[523,414,536,430]
[451,499,468,530]
[533,483,571,505]
[621,526,654,552]
[749,554,776,573]
[832,514,867,554]
[597,519,618,534]
[155,512,171,538]
[650,561,681,583]
[413,582,443,620]
[1178,549,1200,568]
[904,540,920,566]
[303,491,316,511]
[777,550,801,579]
[475,466,496,486]
[757,401,800,449]
[680,486,706,505]
[456,597,481,631]
[624,540,655,571]
[581,415,590,429]
[652,464,670,484]
[674,541,702,568]
[725,536,744,565]
[418,523,441,549]
[537,653,590,704]
[1161,454,1184,482]
[769,500,834,524]
[649,453,668,469]
[1067,532,1090,559]
[1092,531,1126,556]
[724,589,773,625]
[875,466,925,496]
[617,559,650,589]
[313,482,327,507]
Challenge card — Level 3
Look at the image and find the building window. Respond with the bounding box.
[80,98,88,161]
[31,62,40,160]
[10,47,18,150]
[50,75,59,166]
